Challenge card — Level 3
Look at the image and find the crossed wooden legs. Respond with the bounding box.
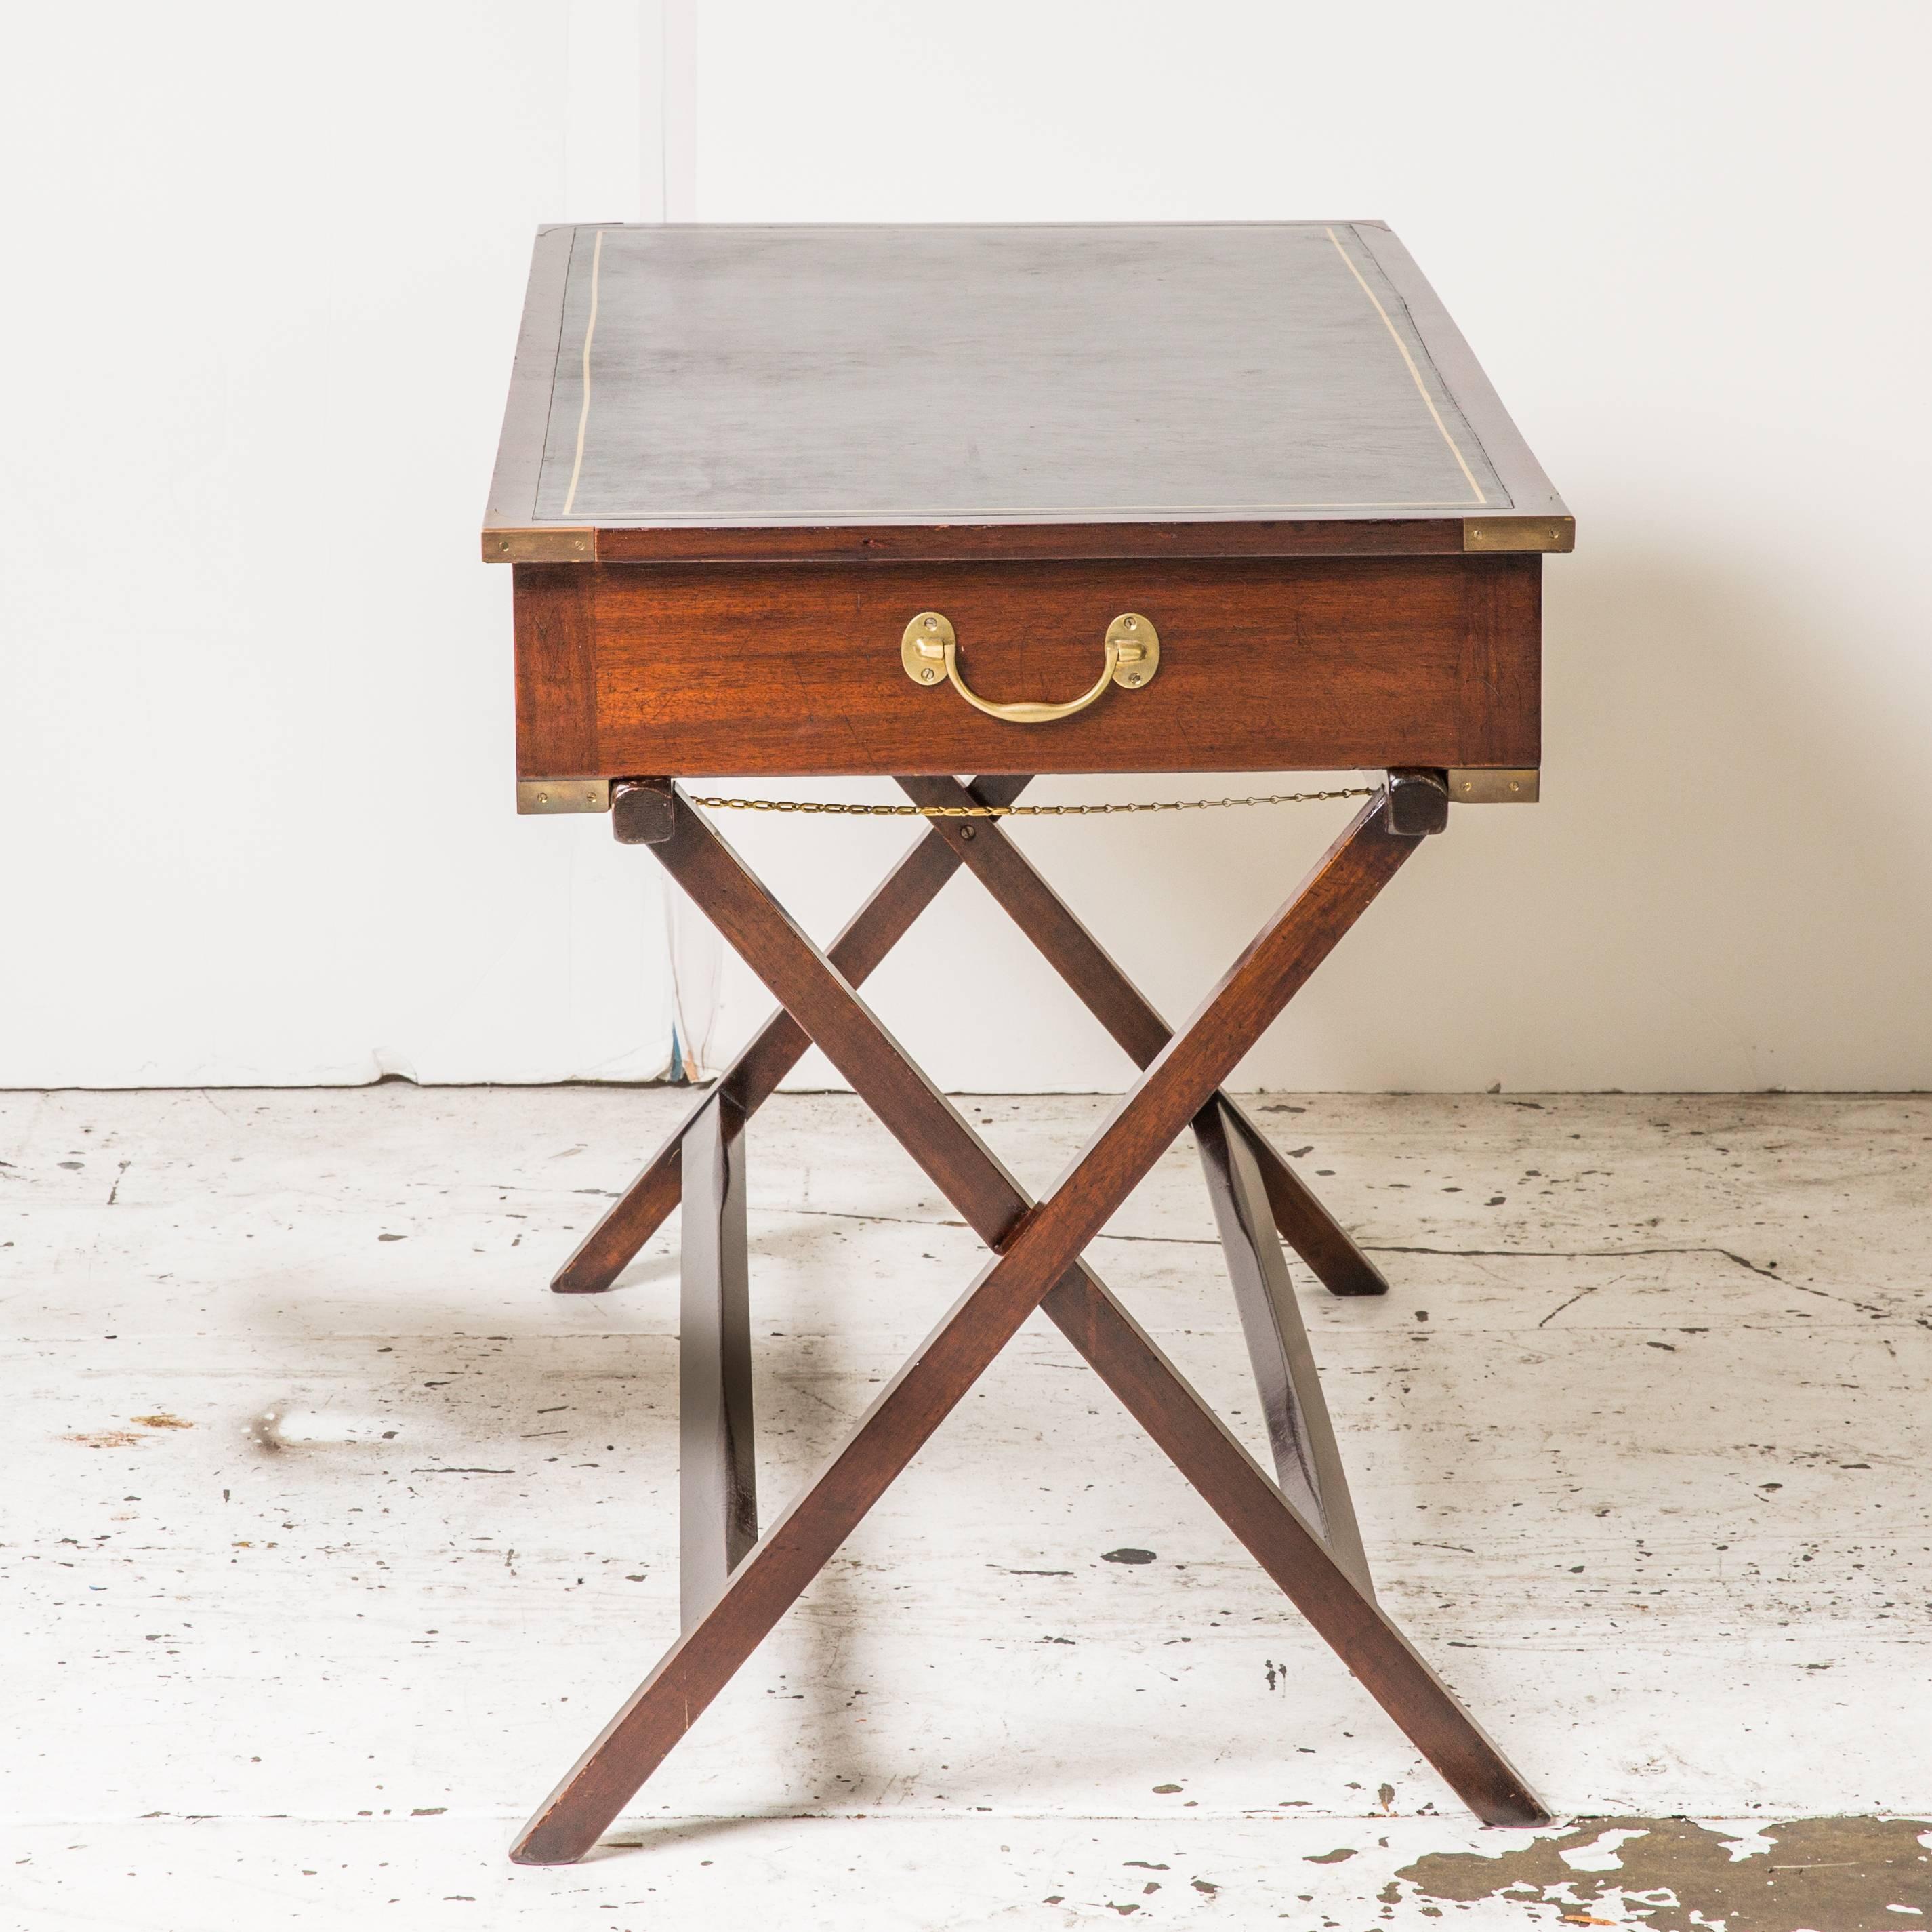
[552,775,1389,1300]
[509,784,1547,1864]
[678,1092,756,1628]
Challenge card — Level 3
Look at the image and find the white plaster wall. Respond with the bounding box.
[0,2,689,1086]
[691,0,1932,1094]
[4,3,1927,1092]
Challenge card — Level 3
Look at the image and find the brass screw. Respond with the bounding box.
[1124,672,1143,686]
[923,615,939,632]
[1124,616,1138,630]
[920,667,937,682]
[536,791,550,806]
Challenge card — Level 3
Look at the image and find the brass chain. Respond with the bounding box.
[687,786,1378,821]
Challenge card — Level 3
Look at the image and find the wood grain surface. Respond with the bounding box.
[512,554,1540,779]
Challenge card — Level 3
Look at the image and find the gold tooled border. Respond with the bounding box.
[559,228,607,517]
[551,224,1494,519]
[1323,226,1485,506]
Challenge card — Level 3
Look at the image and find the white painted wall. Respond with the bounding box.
[0,2,689,1086]
[5,3,1927,1093]
[688,0,1932,1094]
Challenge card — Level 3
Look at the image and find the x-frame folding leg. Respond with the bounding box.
[551,779,1386,1299]
[509,784,1546,1864]
[1194,1098,1374,1595]
[550,775,1027,1296]
[890,776,1378,1593]
[894,775,1391,1299]
[678,1091,756,1628]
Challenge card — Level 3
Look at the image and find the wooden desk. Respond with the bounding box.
[484,221,1571,1865]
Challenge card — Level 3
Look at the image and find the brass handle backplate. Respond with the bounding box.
[900,611,1160,724]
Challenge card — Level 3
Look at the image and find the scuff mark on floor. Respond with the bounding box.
[1368,1243,1788,1280]
[1538,1283,1607,1328]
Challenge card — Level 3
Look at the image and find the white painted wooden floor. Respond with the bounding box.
[3,1088,1928,1928]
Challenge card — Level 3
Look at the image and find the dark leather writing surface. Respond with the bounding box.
[488,222,1565,554]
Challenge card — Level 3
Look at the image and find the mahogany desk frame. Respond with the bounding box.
[483,222,1571,1865]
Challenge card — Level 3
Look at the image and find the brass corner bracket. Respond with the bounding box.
[518,778,611,815]
[1445,768,1539,804]
[485,527,596,564]
[1462,517,1573,553]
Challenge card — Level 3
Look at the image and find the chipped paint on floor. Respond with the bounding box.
[1,1086,1929,1927]
[1401,1816,1932,1927]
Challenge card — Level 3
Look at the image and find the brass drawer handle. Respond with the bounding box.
[900,611,1160,724]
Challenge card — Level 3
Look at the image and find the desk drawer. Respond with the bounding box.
[514,555,1540,780]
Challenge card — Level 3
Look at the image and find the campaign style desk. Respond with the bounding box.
[484,222,1571,1865]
